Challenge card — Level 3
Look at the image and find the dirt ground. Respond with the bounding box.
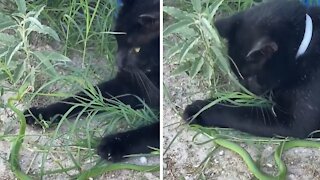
[163,62,320,180]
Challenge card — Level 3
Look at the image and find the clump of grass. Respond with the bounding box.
[31,0,118,65]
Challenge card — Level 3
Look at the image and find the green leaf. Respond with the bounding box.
[209,0,224,22]
[190,57,204,78]
[202,61,214,82]
[165,43,183,60]
[164,19,194,36]
[25,17,43,29]
[0,33,17,46]
[0,60,13,81]
[35,51,71,62]
[13,60,25,84]
[32,51,70,76]
[173,26,197,38]
[180,37,199,62]
[29,6,45,19]
[15,0,27,14]
[0,48,8,58]
[200,18,221,46]
[62,14,85,40]
[0,13,16,30]
[32,51,57,76]
[163,6,196,20]
[27,66,35,87]
[212,47,230,74]
[28,25,60,41]
[191,0,202,13]
[11,12,26,20]
[172,62,192,75]
[5,42,23,65]
[0,73,9,81]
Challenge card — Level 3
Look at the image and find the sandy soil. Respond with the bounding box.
[163,62,320,180]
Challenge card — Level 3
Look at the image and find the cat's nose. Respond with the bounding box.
[245,76,263,95]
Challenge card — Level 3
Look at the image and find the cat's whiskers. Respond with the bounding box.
[229,57,244,79]
[129,70,156,104]
[139,71,159,104]
[136,71,152,101]
[259,106,267,126]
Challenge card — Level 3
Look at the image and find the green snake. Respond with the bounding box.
[7,85,33,180]
[192,125,320,180]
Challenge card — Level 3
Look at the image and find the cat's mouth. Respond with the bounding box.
[241,76,269,95]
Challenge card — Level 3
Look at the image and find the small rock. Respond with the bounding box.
[140,157,147,164]
[266,163,273,168]
[288,174,296,180]
[219,151,224,156]
[266,146,273,151]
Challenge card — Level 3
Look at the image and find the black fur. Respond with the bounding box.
[184,0,320,138]
[24,0,160,162]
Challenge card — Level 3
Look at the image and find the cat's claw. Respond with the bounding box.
[97,133,129,162]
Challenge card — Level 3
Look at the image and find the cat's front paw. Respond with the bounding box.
[97,133,129,162]
[183,100,210,124]
[24,107,44,126]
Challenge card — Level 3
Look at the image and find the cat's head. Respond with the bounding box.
[114,0,159,74]
[215,0,306,94]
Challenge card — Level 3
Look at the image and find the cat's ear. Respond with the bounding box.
[247,37,278,61]
[214,15,240,39]
[138,12,159,27]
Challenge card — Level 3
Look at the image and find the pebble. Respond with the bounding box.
[140,156,147,164]
[288,174,296,180]
[219,150,224,156]
[266,146,273,151]
[266,163,273,168]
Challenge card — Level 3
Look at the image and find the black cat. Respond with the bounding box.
[24,0,160,162]
[184,0,320,138]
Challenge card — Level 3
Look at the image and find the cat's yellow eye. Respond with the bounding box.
[133,47,141,53]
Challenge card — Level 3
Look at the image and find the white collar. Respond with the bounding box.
[296,14,313,58]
